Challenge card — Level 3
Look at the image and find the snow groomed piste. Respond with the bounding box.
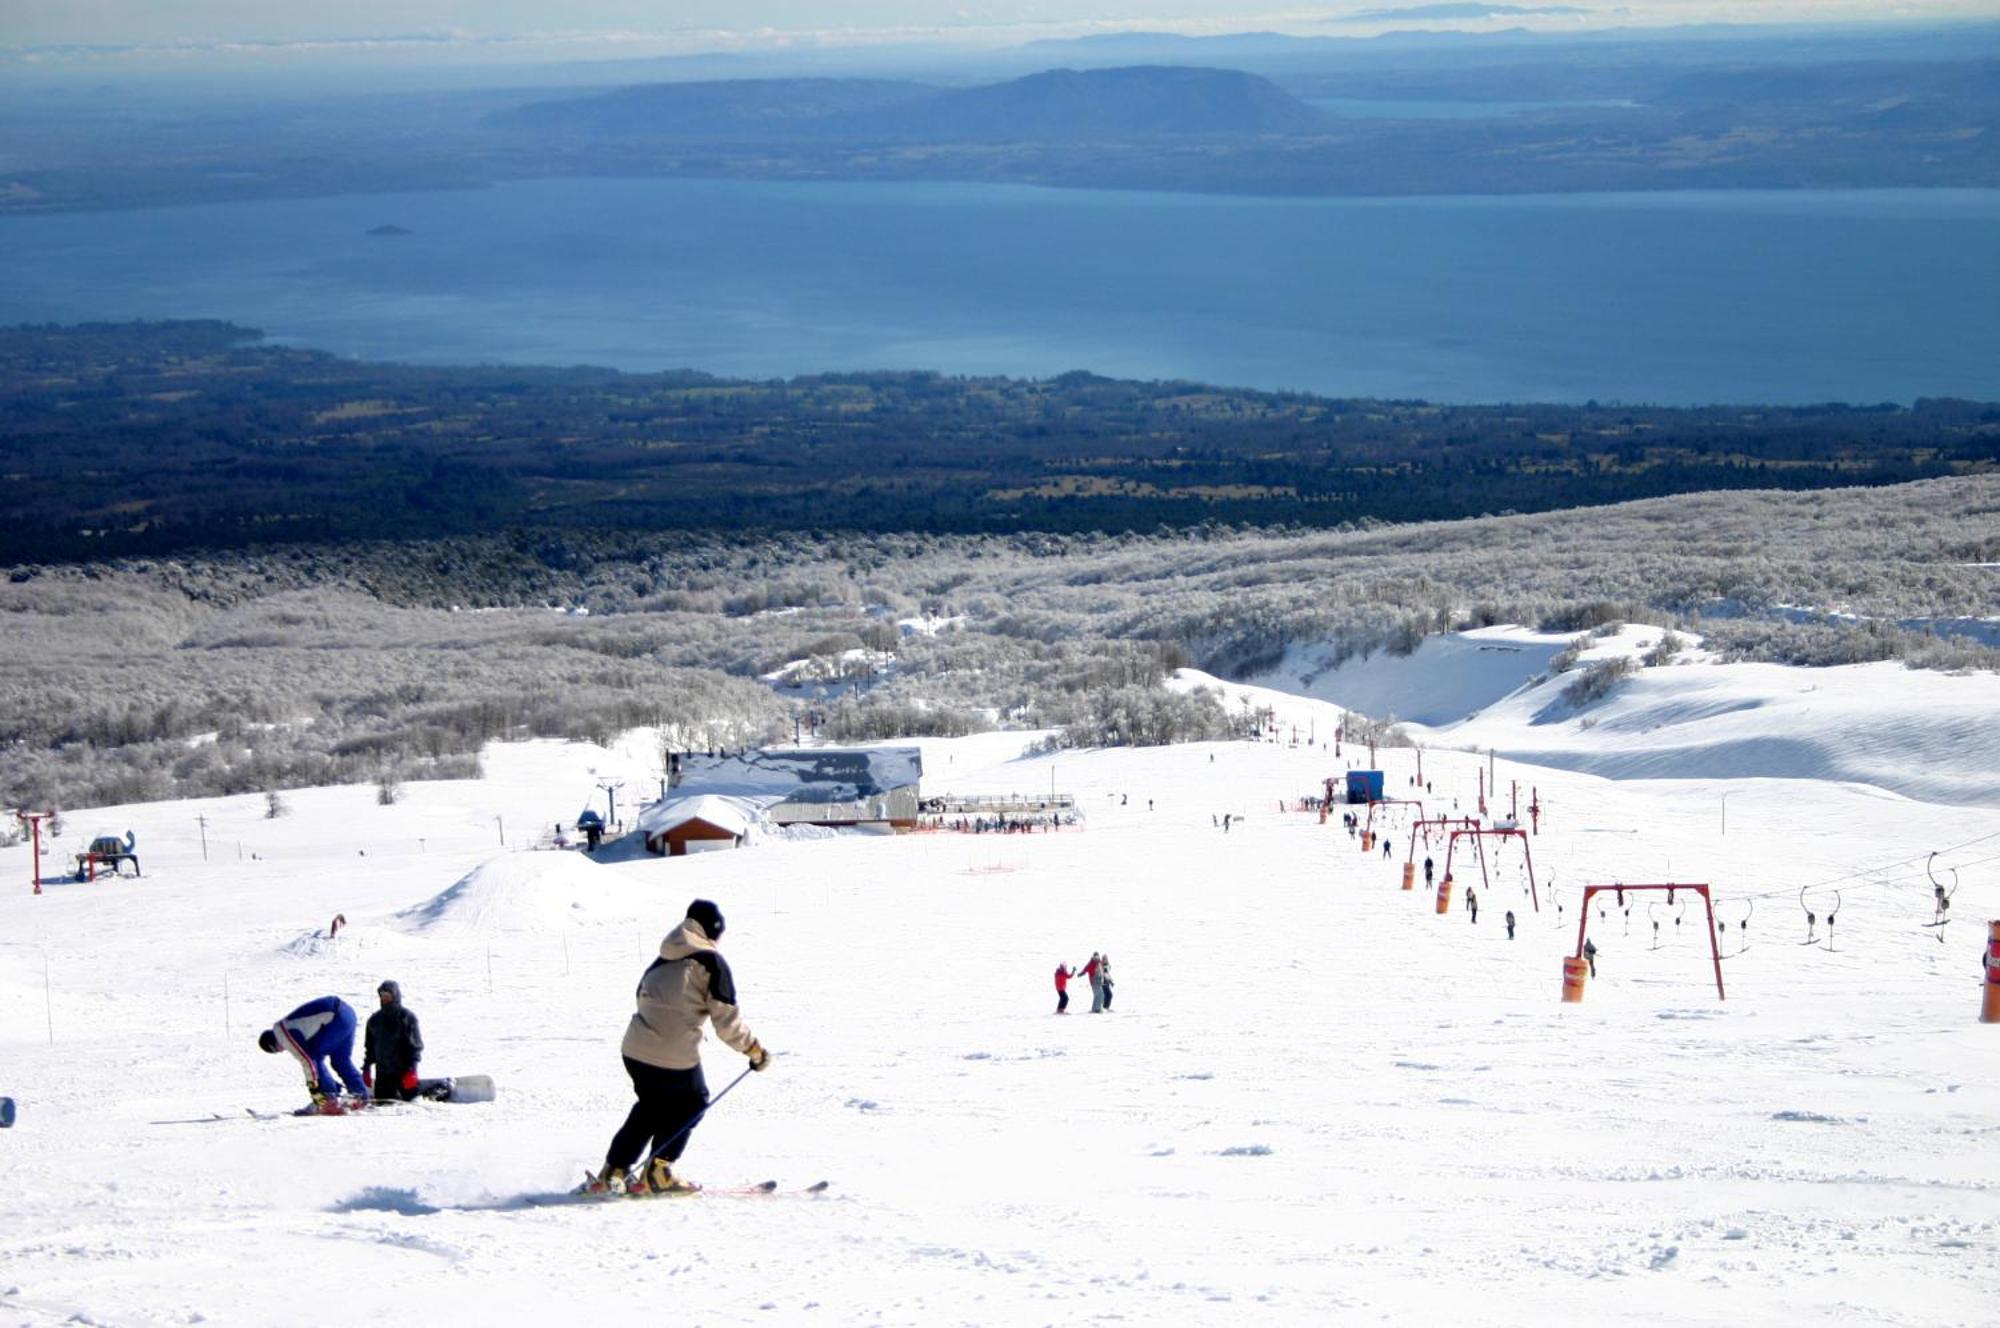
[2,636,1998,1324]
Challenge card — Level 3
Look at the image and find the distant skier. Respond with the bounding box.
[1467,887,1479,925]
[586,899,769,1197]
[1054,961,1076,1014]
[1382,838,1393,860]
[258,995,369,1108]
[362,979,426,1102]
[1099,954,1114,1011]
[1505,910,1517,940]
[1424,856,1435,885]
[1081,951,1105,1013]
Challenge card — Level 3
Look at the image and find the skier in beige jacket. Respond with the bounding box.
[587,898,769,1195]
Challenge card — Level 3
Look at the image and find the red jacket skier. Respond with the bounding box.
[1053,962,1075,1014]
[1080,953,1106,1012]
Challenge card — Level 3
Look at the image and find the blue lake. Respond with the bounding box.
[1,178,1996,404]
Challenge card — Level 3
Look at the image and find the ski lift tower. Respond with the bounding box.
[14,809,54,895]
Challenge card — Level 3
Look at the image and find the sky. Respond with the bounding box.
[6,1,1999,61]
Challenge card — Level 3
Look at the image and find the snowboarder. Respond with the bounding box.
[1054,961,1076,1013]
[362,979,426,1102]
[1081,951,1105,1013]
[586,899,769,1197]
[258,995,369,1108]
[1100,954,1114,1011]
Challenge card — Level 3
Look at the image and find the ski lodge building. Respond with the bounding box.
[638,746,924,854]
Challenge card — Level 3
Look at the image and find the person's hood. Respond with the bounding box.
[658,918,717,960]
[377,980,402,1004]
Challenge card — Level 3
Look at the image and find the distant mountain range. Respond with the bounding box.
[487,66,1331,141]
[6,25,1999,214]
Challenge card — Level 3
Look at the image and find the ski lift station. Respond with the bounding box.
[1345,770,1385,804]
[654,746,924,836]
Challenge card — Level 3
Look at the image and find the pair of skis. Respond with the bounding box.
[574,1174,830,1200]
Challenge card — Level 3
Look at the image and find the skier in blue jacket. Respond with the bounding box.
[258,995,369,1106]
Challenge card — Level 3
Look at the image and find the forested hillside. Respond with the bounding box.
[3,474,1993,814]
[3,322,1993,563]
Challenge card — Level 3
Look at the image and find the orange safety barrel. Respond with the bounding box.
[1362,831,1374,853]
[1401,861,1415,891]
[1435,873,1453,915]
[1562,955,1589,1003]
[1983,921,2000,1024]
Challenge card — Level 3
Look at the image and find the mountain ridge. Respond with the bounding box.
[488,65,1331,141]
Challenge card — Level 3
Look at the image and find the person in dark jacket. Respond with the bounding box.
[586,898,768,1197]
[362,979,426,1102]
[258,995,368,1107]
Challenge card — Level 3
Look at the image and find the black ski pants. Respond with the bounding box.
[607,1056,710,1170]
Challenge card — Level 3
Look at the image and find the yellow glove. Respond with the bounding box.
[747,1042,771,1072]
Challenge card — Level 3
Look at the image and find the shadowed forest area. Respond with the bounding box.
[3,321,1995,564]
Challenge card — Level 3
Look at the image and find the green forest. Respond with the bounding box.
[2,321,1995,564]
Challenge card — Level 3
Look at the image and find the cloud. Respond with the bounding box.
[1332,4,1595,21]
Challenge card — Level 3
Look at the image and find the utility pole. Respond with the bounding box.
[596,779,626,831]
[197,814,209,862]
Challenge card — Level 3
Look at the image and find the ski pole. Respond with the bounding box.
[643,1066,754,1167]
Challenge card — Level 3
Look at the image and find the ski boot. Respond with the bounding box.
[577,1164,629,1196]
[628,1157,698,1198]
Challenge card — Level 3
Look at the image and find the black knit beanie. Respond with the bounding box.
[686,898,726,942]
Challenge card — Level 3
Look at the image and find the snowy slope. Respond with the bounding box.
[2,654,1998,1326]
[1244,624,2000,805]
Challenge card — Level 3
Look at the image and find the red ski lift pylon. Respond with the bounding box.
[1571,882,1725,1001]
[1441,825,1541,913]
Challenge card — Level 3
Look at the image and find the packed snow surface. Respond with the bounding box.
[2,642,1999,1326]
[1247,624,2000,804]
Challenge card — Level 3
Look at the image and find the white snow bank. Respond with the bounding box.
[1242,624,2000,806]
[1454,658,2000,804]
[393,851,634,936]
[1246,624,1576,726]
